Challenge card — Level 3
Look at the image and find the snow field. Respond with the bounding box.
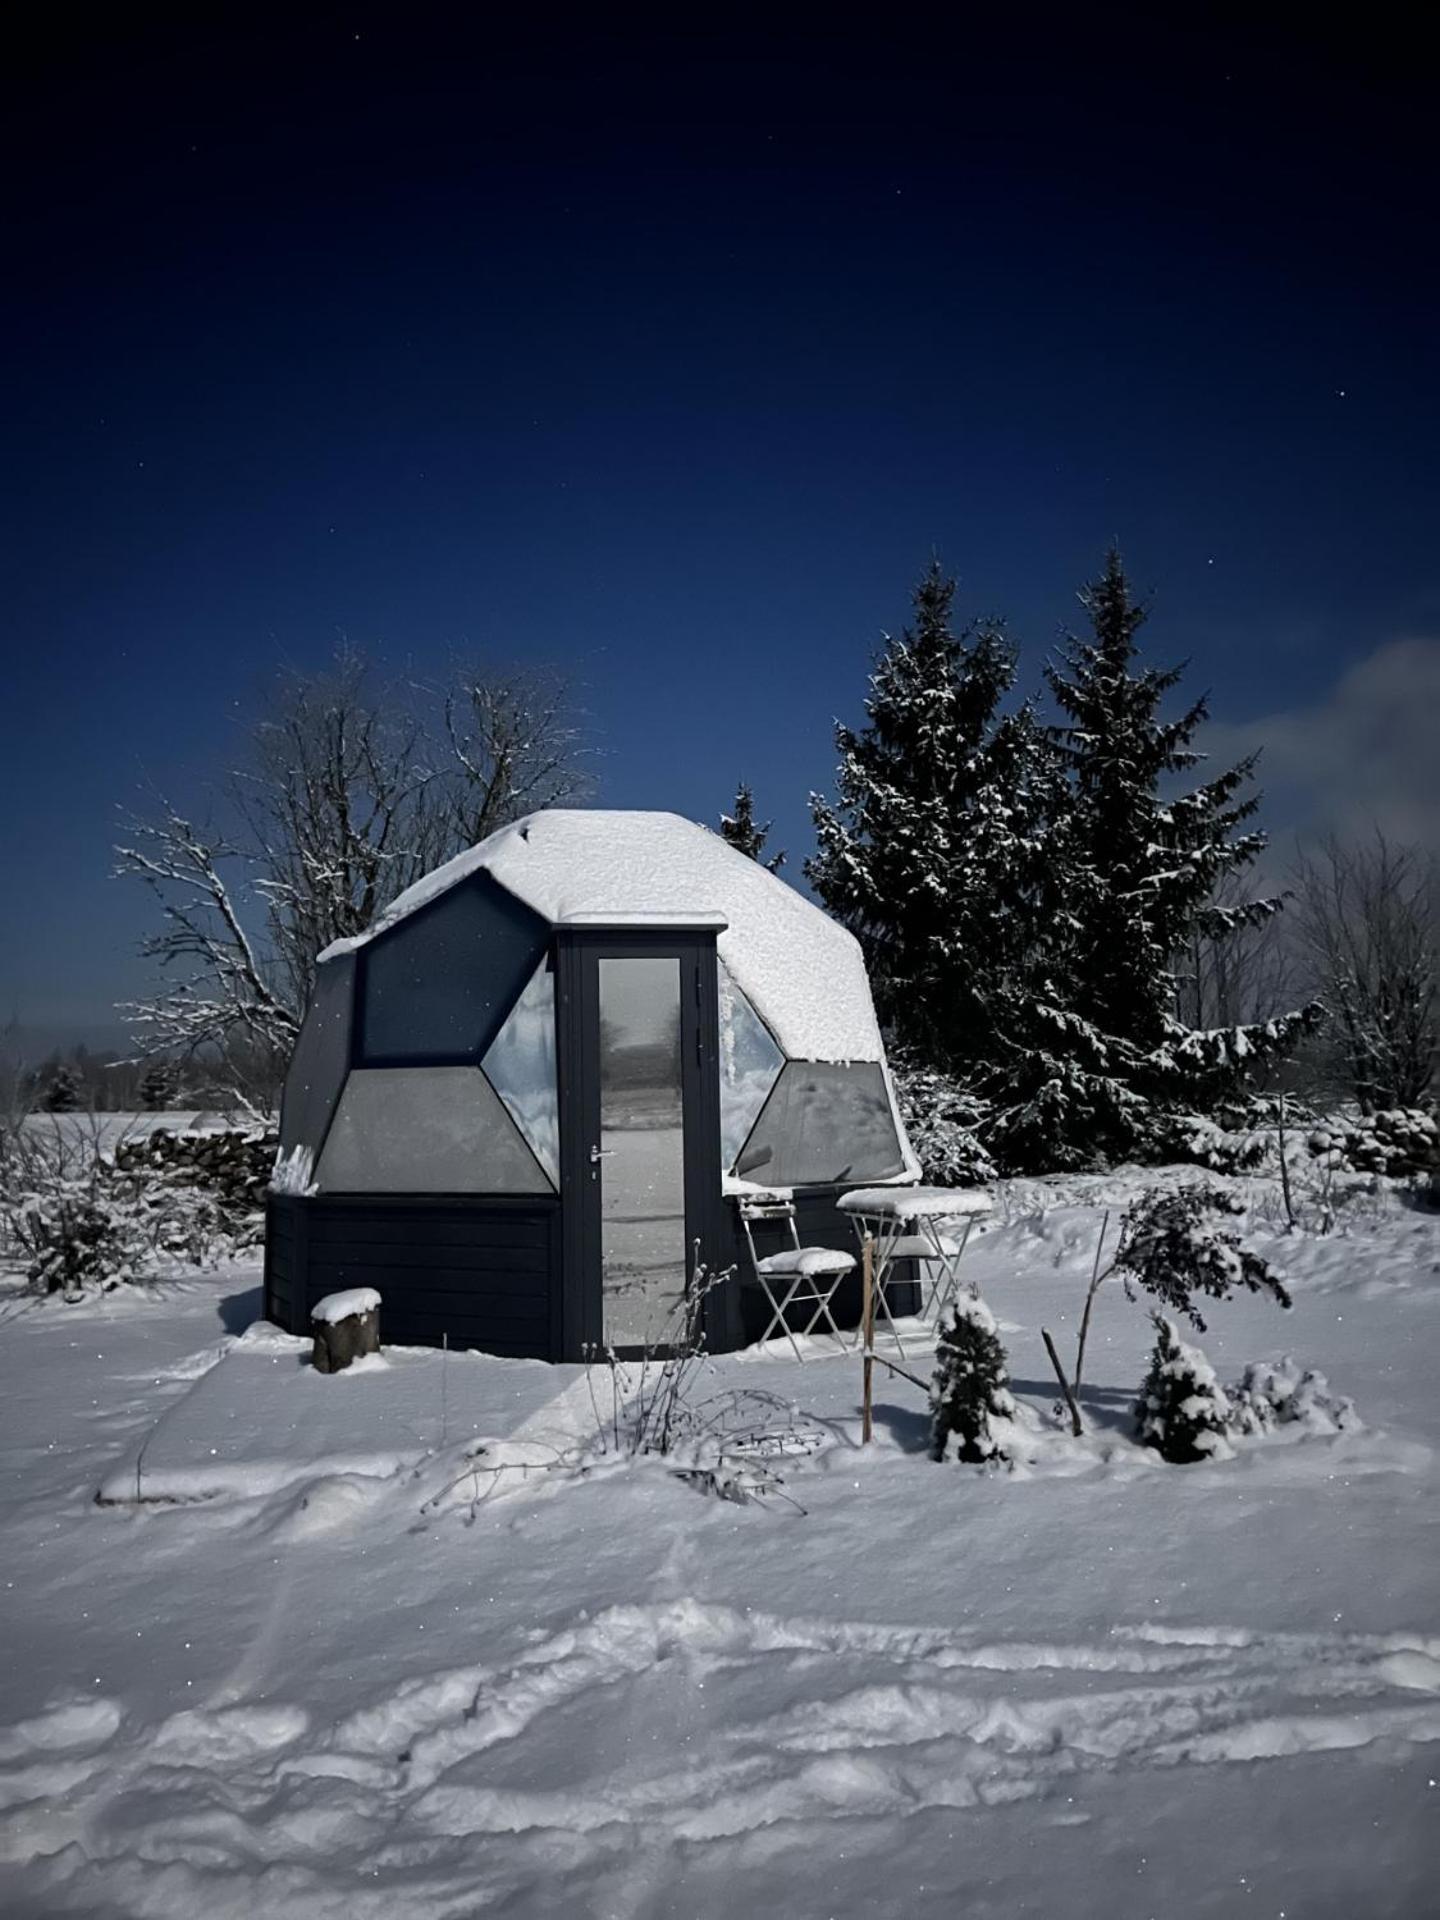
[0,1174,1436,1916]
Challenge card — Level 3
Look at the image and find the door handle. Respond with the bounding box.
[589,1145,615,1164]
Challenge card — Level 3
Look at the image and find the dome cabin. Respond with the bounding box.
[264,810,919,1356]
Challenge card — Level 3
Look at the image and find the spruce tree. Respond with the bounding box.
[809,560,1064,1079]
[140,1061,177,1112]
[42,1063,83,1113]
[1134,1313,1232,1463]
[719,783,785,871]
[929,1291,1014,1463]
[990,549,1318,1168]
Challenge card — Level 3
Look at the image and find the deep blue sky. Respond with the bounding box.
[2,13,1435,1044]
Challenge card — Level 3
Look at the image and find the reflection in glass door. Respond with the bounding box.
[596,956,687,1347]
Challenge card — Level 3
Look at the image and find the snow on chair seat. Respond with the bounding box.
[884,1234,961,1261]
[756,1247,856,1279]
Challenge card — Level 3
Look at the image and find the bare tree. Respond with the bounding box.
[116,651,588,1089]
[1289,830,1437,1111]
[1174,868,1296,1033]
[441,664,589,849]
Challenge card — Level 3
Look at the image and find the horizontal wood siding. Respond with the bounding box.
[269,1195,561,1358]
[263,1195,299,1330]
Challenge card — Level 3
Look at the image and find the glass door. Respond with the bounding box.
[593,954,688,1347]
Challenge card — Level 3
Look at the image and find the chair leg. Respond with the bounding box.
[760,1276,809,1364]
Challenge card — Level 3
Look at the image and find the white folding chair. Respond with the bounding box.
[736,1195,856,1362]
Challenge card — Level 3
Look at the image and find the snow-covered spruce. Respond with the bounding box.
[808,560,1067,1156]
[1134,1313,1232,1464]
[1229,1357,1358,1436]
[928,1291,1014,1465]
[1115,1183,1290,1332]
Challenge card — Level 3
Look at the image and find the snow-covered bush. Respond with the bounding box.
[0,1119,271,1297]
[1306,1108,1438,1182]
[1115,1184,1291,1331]
[1134,1313,1232,1464]
[1228,1357,1357,1436]
[0,1122,152,1296]
[892,1059,996,1186]
[1142,1110,1269,1175]
[929,1291,1014,1465]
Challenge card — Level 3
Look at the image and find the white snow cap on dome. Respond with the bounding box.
[320,810,885,1063]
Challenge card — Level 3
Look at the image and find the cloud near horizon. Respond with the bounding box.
[1206,637,1440,852]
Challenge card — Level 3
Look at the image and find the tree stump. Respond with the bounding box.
[310,1288,382,1373]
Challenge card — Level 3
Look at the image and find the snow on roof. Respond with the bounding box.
[321,810,884,1062]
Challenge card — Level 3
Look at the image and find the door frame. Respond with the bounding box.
[555,929,726,1357]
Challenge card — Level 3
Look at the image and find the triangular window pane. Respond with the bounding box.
[482,960,560,1187]
[718,961,784,1171]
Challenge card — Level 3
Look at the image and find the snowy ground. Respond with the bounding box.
[1,1171,1437,1918]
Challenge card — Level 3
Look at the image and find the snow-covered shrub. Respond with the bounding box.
[929,1291,1014,1465]
[10,1180,151,1296]
[1115,1184,1291,1331]
[1228,1357,1357,1436]
[1306,1108,1438,1182]
[0,1118,271,1297]
[1142,1110,1269,1175]
[1134,1313,1232,1464]
[892,1059,996,1186]
[0,1122,153,1296]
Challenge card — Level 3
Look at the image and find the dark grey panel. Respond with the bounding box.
[316,1067,552,1193]
[358,874,548,1064]
[278,953,355,1157]
[734,1060,906,1187]
[293,1196,559,1358]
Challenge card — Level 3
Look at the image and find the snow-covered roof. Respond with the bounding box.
[321,810,884,1062]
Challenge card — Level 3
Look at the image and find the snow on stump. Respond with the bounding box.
[310,1288,382,1374]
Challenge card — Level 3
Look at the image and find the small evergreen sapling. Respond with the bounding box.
[1115,1183,1291,1332]
[929,1291,1014,1464]
[140,1062,178,1112]
[719,783,785,871]
[1134,1313,1232,1463]
[42,1064,83,1114]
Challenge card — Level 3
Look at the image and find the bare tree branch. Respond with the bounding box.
[115,650,589,1093]
[1288,830,1437,1110]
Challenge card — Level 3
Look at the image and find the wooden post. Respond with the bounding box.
[1042,1326,1084,1438]
[861,1233,875,1445]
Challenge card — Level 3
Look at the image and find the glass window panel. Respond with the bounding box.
[481,960,559,1187]
[279,954,355,1156]
[734,1060,906,1187]
[717,962,784,1171]
[598,956,686,1348]
[315,1067,551,1193]
[359,875,547,1064]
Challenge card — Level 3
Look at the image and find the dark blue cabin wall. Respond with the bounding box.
[265,1192,561,1359]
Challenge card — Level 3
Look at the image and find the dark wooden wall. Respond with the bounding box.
[265,1193,561,1359]
[265,1184,917,1359]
